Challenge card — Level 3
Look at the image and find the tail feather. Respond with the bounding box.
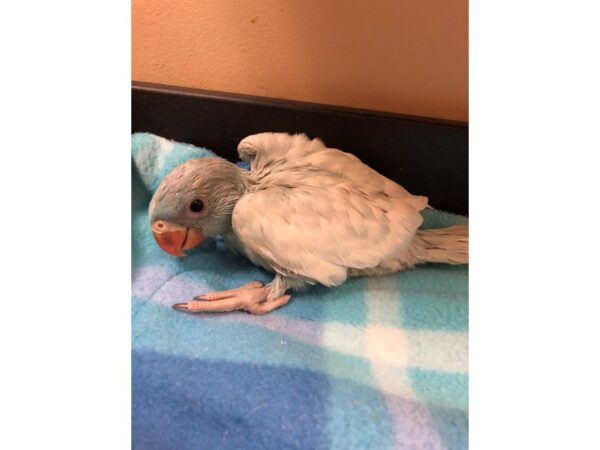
[415,224,468,265]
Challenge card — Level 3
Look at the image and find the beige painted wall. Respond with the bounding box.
[133,0,467,121]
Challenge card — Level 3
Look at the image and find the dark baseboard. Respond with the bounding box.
[132,81,468,215]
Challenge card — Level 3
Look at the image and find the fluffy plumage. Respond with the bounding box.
[149,132,468,314]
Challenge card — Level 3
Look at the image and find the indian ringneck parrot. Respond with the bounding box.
[149,132,468,315]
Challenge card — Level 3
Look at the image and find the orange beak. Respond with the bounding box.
[151,220,204,257]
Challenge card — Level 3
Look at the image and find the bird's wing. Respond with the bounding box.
[232,181,424,287]
[238,132,428,212]
[302,147,429,212]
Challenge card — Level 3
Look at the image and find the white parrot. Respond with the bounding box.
[149,132,468,314]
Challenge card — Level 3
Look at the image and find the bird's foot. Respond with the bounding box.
[172,281,291,315]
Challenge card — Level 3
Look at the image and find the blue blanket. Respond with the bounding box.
[132,133,469,449]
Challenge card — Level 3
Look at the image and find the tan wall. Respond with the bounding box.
[133,0,467,121]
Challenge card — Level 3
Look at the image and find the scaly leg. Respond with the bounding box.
[173,276,299,315]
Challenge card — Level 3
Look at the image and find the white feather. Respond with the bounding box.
[231,133,429,286]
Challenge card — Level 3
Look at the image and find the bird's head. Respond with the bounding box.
[148,157,246,257]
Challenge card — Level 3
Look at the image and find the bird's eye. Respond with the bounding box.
[189,199,204,213]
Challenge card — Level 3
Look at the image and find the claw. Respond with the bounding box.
[172,303,189,311]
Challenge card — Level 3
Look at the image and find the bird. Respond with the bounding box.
[149,132,468,315]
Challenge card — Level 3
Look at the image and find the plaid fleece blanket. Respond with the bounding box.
[131,133,468,450]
